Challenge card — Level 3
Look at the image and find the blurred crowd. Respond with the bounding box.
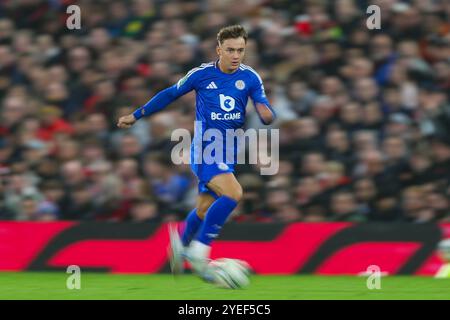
[0,0,449,223]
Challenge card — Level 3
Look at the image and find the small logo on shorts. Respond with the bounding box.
[218,163,229,171]
[235,80,245,90]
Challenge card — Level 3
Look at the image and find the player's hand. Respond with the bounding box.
[117,114,137,129]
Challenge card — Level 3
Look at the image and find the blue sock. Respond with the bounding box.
[181,209,203,247]
[196,195,238,246]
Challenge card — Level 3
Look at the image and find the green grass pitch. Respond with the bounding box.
[0,272,448,300]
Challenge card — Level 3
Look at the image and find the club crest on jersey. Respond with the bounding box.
[235,80,245,90]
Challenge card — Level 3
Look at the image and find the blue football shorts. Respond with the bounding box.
[190,161,235,199]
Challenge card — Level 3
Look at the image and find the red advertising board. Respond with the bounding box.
[0,222,447,275]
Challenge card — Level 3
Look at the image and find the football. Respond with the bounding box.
[209,258,251,289]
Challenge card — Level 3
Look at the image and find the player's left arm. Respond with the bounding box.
[249,77,276,125]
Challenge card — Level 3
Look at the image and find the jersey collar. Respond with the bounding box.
[215,59,241,75]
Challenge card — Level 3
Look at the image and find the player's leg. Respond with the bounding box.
[195,173,242,246]
[187,173,242,279]
[181,193,216,246]
[169,193,216,275]
[205,173,243,203]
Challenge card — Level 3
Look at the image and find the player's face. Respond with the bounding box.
[217,37,246,73]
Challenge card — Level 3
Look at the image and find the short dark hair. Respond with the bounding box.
[217,25,248,45]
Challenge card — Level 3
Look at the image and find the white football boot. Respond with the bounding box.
[185,240,215,283]
[168,223,185,275]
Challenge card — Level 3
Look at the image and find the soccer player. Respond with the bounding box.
[117,25,275,282]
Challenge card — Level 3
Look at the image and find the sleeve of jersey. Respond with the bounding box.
[249,77,277,125]
[132,72,195,120]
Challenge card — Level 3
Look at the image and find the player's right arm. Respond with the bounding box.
[246,67,276,125]
[117,68,198,129]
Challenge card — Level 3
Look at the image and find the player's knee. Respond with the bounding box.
[224,186,243,202]
[197,204,210,219]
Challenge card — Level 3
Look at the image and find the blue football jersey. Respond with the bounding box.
[132,59,272,168]
[175,61,271,133]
